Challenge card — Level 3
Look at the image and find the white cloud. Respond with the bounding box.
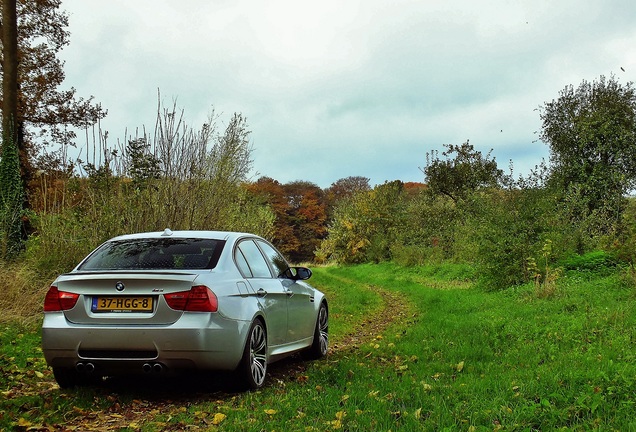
[58,0,636,187]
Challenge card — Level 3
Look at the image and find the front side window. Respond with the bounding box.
[78,238,225,270]
[256,240,289,277]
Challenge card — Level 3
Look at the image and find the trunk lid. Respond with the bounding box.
[54,271,201,325]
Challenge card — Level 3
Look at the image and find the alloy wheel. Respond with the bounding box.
[249,322,267,387]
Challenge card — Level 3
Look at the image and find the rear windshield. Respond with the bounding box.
[78,238,226,271]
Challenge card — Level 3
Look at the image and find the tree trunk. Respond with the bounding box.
[2,0,18,136]
[1,0,24,258]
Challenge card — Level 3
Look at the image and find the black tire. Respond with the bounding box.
[237,319,268,390]
[303,302,329,360]
[52,367,79,389]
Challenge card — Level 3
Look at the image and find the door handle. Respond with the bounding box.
[257,288,267,297]
[285,288,294,297]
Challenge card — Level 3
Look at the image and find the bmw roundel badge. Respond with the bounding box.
[115,281,125,292]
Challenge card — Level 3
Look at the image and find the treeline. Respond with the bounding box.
[320,164,634,290]
[319,75,636,290]
[10,100,367,272]
[3,74,636,295]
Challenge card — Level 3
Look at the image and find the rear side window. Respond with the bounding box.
[78,238,225,270]
[235,240,273,278]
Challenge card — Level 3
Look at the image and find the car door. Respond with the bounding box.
[235,239,288,348]
[255,240,316,344]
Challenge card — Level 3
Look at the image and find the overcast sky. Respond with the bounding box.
[59,0,635,188]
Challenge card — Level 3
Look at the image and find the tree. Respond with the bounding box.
[126,137,161,189]
[422,141,505,202]
[317,181,406,264]
[283,180,327,262]
[324,176,371,219]
[246,178,327,262]
[540,75,636,222]
[206,113,253,184]
[1,0,24,258]
[0,0,106,195]
[325,176,370,202]
[245,177,296,253]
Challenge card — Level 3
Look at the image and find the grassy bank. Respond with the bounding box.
[2,262,636,430]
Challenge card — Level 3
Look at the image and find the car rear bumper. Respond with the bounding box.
[41,312,250,374]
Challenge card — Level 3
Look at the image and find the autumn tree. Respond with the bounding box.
[283,180,327,262]
[324,176,370,202]
[540,75,636,224]
[246,178,327,262]
[245,177,296,252]
[324,176,370,217]
[0,0,106,195]
[317,181,406,264]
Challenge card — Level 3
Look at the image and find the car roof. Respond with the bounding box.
[107,229,261,243]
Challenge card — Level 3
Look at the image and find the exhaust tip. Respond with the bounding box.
[76,362,95,373]
[142,362,165,373]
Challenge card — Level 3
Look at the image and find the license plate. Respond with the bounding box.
[91,296,153,313]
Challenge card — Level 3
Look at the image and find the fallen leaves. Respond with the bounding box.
[421,382,433,391]
[326,410,347,429]
[211,413,227,425]
[16,418,33,427]
[296,374,309,383]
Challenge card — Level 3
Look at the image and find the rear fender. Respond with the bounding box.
[217,290,264,322]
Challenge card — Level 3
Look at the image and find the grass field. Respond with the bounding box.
[2,262,636,431]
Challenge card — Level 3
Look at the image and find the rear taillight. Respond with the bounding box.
[43,286,80,312]
[164,285,218,312]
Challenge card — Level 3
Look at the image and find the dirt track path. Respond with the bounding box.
[330,288,412,352]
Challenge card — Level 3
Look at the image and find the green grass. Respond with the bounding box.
[310,263,385,338]
[2,262,636,431]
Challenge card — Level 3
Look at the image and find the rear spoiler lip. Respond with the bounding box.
[60,270,204,277]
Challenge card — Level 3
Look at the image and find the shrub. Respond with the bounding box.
[559,251,619,273]
[527,240,563,298]
[471,188,561,291]
[399,191,463,262]
[391,244,440,267]
[318,181,406,264]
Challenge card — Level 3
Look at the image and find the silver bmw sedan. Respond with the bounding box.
[42,229,328,390]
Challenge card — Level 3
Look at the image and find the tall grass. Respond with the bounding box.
[0,262,49,325]
[22,105,275,277]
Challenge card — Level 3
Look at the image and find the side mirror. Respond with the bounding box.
[284,266,312,281]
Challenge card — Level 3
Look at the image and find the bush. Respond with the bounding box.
[391,244,440,266]
[399,191,463,262]
[559,251,620,273]
[471,188,562,291]
[318,181,406,264]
